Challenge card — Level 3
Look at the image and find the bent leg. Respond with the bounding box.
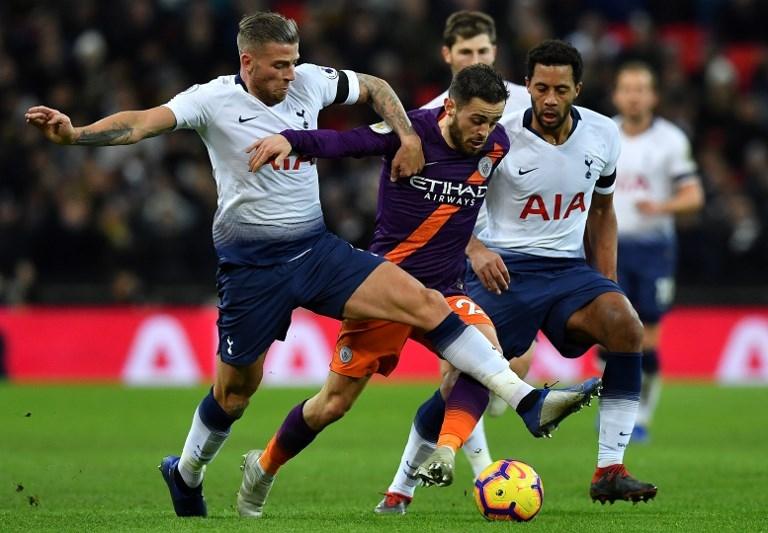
[346,263,534,413]
[343,261,451,330]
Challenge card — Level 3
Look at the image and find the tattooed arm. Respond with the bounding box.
[356,73,424,180]
[25,105,176,146]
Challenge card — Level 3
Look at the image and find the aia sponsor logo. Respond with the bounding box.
[520,192,586,220]
[617,173,651,193]
[270,155,316,171]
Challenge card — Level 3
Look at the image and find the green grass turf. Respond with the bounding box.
[1,382,767,532]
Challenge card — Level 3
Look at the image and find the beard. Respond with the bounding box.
[448,119,483,156]
[533,104,570,133]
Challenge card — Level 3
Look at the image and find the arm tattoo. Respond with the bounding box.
[75,121,134,146]
[75,125,134,146]
[357,74,415,137]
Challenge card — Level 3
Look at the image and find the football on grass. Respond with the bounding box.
[473,459,543,522]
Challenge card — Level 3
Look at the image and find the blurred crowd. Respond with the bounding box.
[1,0,767,304]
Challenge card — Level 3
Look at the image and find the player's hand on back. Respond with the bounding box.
[468,245,510,295]
[25,106,77,144]
[245,134,292,172]
[390,133,424,182]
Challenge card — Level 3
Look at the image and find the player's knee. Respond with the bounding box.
[599,301,643,352]
[412,288,450,324]
[612,310,644,352]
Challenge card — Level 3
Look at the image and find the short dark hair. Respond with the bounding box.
[448,64,508,107]
[237,12,299,52]
[616,61,658,90]
[443,10,496,48]
[526,40,583,84]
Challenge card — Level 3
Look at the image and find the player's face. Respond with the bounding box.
[442,34,497,76]
[241,41,300,106]
[526,64,582,133]
[446,97,505,155]
[613,69,657,122]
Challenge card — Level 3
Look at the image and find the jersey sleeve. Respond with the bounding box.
[282,122,400,159]
[164,80,220,131]
[294,63,360,109]
[594,120,621,195]
[667,128,698,183]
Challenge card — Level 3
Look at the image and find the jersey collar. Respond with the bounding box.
[235,73,249,93]
[523,107,581,144]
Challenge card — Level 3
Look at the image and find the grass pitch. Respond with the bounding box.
[2,382,767,532]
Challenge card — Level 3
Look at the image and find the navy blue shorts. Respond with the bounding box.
[617,239,676,324]
[466,252,624,358]
[216,231,384,366]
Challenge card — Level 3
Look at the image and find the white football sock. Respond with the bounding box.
[636,372,661,426]
[439,326,534,408]
[462,416,493,478]
[597,398,639,467]
[388,423,437,498]
[178,408,230,488]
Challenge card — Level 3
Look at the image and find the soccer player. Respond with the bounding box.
[421,10,530,113]
[391,40,658,506]
[376,11,537,513]
[610,62,704,442]
[235,63,600,518]
[25,13,590,518]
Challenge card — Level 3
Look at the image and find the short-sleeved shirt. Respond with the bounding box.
[163,64,360,265]
[612,116,699,243]
[475,106,621,259]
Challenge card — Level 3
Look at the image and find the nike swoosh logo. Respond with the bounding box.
[518,168,537,175]
[619,431,631,436]
[238,115,258,123]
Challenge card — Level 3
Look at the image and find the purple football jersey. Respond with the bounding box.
[282,107,509,295]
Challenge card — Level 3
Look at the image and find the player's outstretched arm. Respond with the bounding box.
[466,235,510,295]
[585,192,618,281]
[245,127,397,172]
[25,105,176,146]
[356,73,424,181]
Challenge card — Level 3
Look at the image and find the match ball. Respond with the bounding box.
[473,459,544,522]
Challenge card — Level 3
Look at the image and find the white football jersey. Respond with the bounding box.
[476,106,621,258]
[421,80,530,115]
[164,63,359,264]
[612,117,698,241]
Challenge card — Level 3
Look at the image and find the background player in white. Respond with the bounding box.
[391,40,658,506]
[376,11,538,513]
[25,12,575,518]
[610,61,704,442]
